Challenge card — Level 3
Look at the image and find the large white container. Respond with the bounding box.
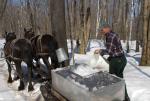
[52,68,125,101]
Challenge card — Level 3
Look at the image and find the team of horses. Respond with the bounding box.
[4,28,59,92]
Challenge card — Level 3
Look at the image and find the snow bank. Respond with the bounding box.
[70,52,109,73]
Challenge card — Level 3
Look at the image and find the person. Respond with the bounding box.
[95,24,130,101]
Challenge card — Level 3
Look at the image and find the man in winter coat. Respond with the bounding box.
[95,24,130,101]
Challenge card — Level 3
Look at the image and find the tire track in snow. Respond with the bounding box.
[128,61,150,78]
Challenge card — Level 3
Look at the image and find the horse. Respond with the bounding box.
[24,28,59,80]
[4,32,34,91]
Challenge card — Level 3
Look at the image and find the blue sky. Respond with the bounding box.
[10,0,23,6]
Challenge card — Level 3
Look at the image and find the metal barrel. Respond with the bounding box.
[56,48,68,63]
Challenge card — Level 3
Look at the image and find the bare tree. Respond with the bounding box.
[50,0,69,66]
[141,0,150,65]
[0,0,7,21]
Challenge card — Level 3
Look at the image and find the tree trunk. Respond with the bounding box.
[78,0,85,54]
[27,0,36,32]
[50,0,69,66]
[140,0,150,66]
[0,0,7,21]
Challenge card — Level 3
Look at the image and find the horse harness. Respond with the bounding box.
[32,35,49,57]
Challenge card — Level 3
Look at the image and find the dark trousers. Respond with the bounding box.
[109,55,129,100]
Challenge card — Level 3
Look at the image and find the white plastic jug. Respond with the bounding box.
[86,52,109,71]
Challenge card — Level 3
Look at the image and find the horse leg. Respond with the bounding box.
[34,58,41,72]
[51,59,59,69]
[27,61,34,92]
[33,58,42,78]
[15,61,25,91]
[13,71,19,81]
[6,59,13,83]
[42,56,52,80]
[50,53,60,68]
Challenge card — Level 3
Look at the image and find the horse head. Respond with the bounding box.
[5,31,16,42]
[24,28,35,40]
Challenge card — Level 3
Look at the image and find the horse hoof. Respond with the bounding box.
[28,85,34,92]
[18,85,25,91]
[7,78,13,83]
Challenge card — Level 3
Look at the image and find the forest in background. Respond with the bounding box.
[0,0,150,65]
[0,0,143,39]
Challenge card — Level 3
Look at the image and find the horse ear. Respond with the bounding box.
[5,31,7,34]
[5,31,7,35]
[24,28,27,32]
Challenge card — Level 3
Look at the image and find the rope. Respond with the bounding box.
[3,58,23,81]
[0,57,6,61]
[0,57,16,70]
[0,53,22,79]
[0,55,22,61]
[0,56,9,61]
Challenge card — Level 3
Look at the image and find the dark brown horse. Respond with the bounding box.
[24,28,59,80]
[4,32,34,91]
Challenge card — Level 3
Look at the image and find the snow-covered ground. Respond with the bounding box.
[0,39,150,101]
[125,55,150,101]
